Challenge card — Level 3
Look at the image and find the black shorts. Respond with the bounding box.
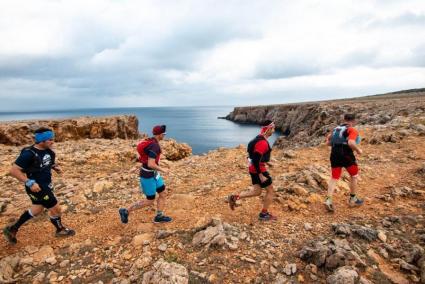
[250,171,273,188]
[25,183,58,209]
[330,147,357,168]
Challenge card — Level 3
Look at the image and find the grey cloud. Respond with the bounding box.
[254,62,320,79]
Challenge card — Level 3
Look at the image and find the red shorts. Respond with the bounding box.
[331,165,359,180]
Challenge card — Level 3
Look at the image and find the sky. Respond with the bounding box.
[0,0,424,111]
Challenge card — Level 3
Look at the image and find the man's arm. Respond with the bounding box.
[9,164,41,192]
[348,140,362,155]
[326,133,332,146]
[147,157,168,173]
[347,128,362,155]
[251,152,263,174]
[9,164,28,183]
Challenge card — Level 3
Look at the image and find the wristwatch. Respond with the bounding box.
[25,179,36,188]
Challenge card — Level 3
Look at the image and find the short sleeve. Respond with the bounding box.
[347,127,359,141]
[15,150,34,169]
[145,143,160,159]
[254,140,269,155]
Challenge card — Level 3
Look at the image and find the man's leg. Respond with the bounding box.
[154,186,172,223]
[3,205,43,244]
[325,167,341,212]
[239,185,263,199]
[228,185,262,210]
[128,198,155,212]
[119,198,155,224]
[346,165,363,206]
[258,174,276,221]
[48,203,75,237]
[156,187,166,213]
[262,185,274,212]
[119,176,156,224]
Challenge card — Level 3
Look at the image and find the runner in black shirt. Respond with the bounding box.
[3,127,75,244]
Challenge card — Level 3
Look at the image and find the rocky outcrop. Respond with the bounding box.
[0,115,139,145]
[161,139,192,161]
[142,259,189,284]
[225,92,425,148]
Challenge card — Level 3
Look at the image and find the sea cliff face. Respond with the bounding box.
[225,92,425,148]
[0,115,140,145]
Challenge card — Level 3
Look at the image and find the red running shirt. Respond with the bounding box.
[249,139,270,174]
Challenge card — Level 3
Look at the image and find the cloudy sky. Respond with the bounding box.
[0,0,424,111]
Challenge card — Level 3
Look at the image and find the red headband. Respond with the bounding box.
[260,122,275,135]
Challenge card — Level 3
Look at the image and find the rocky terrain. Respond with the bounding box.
[0,115,139,145]
[0,92,424,283]
[225,89,425,149]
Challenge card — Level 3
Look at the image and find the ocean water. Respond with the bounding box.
[0,106,280,154]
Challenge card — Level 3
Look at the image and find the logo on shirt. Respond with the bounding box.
[42,154,52,167]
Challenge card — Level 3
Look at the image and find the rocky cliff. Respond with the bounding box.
[225,90,425,148]
[0,115,140,145]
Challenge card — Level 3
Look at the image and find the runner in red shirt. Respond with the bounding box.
[325,113,363,212]
[228,120,277,221]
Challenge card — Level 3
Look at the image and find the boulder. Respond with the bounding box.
[192,218,239,250]
[33,245,55,264]
[142,259,189,284]
[326,266,359,284]
[160,139,192,160]
[299,241,330,267]
[0,256,20,283]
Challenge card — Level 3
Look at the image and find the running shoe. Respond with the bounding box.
[325,198,334,212]
[258,212,277,221]
[119,208,129,224]
[228,195,238,210]
[349,196,364,207]
[154,215,173,223]
[3,226,17,244]
[55,227,75,237]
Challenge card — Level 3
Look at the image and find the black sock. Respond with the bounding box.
[50,216,64,231]
[11,210,33,231]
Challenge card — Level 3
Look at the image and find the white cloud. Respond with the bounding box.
[0,0,424,110]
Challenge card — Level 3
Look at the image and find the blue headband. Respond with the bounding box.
[35,131,54,143]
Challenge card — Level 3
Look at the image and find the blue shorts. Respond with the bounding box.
[140,175,165,197]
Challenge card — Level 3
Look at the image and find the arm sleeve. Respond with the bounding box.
[251,152,262,174]
[145,144,159,159]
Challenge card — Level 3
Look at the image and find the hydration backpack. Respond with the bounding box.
[330,125,349,146]
[19,145,54,176]
[247,135,271,162]
[137,138,160,164]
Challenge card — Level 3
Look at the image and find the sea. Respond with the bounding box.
[0,106,280,154]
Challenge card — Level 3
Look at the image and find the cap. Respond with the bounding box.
[152,125,166,135]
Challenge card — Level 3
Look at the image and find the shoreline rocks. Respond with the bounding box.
[225,92,425,148]
[0,115,139,145]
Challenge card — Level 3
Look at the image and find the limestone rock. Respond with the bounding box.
[160,139,192,161]
[133,233,154,247]
[93,180,114,194]
[0,115,139,145]
[33,245,55,264]
[326,266,359,284]
[142,259,189,284]
[0,256,20,283]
